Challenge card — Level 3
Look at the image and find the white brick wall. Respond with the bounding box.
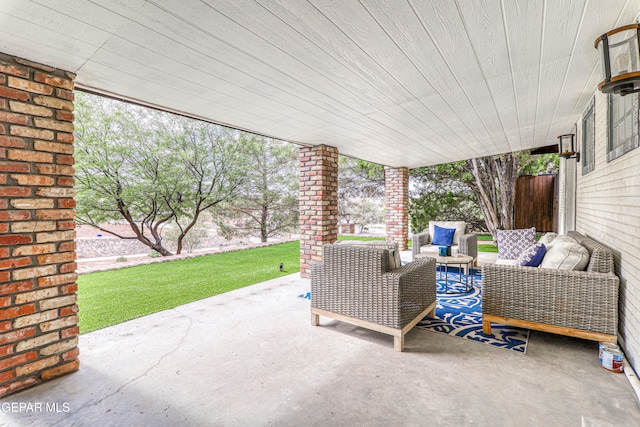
[573,89,640,372]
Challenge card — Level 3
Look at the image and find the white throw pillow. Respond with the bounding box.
[538,232,558,246]
[550,235,578,245]
[539,241,590,271]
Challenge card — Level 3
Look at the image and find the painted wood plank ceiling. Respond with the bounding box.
[1,0,639,168]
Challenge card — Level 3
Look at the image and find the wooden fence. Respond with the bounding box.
[515,175,557,232]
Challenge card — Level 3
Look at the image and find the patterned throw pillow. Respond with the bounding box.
[496,227,536,260]
[516,243,547,267]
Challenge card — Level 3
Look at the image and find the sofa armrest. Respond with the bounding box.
[482,264,619,336]
[458,233,478,260]
[412,230,431,260]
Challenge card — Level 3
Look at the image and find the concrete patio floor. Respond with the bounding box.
[3,262,640,426]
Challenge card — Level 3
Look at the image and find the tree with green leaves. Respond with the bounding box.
[410,152,558,234]
[74,92,250,255]
[338,156,386,226]
[214,136,299,242]
[410,166,484,232]
[164,214,210,253]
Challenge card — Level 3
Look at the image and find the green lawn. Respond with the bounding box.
[476,233,497,252]
[78,241,300,333]
[338,234,498,252]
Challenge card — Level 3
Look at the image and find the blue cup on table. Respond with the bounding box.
[438,246,449,257]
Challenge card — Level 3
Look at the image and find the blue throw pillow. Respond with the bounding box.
[527,244,547,267]
[516,243,547,267]
[432,225,455,246]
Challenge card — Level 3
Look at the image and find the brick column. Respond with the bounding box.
[385,166,409,250]
[299,145,338,278]
[0,53,78,397]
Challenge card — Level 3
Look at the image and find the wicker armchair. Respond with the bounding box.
[482,231,619,342]
[412,221,478,262]
[311,243,436,351]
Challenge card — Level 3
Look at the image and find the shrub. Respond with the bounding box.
[164,216,210,253]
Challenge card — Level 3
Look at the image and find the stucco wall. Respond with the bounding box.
[573,89,640,372]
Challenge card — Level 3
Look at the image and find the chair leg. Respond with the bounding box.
[482,319,492,335]
[311,312,319,326]
[394,335,404,352]
[428,306,436,318]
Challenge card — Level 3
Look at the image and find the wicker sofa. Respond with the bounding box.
[482,231,619,342]
[311,243,436,351]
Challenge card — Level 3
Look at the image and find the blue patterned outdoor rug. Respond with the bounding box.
[415,268,529,353]
[298,268,529,353]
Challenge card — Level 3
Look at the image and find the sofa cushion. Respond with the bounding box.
[496,227,536,260]
[432,225,456,246]
[516,243,547,267]
[540,241,590,271]
[429,221,466,246]
[569,232,615,274]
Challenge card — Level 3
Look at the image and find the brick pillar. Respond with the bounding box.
[0,53,78,397]
[385,166,409,250]
[299,145,338,278]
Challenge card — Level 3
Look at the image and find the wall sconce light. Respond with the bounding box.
[595,24,640,96]
[558,134,580,161]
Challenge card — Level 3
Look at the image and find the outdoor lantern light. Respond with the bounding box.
[558,134,580,161]
[595,23,640,95]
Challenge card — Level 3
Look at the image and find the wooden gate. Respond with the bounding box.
[515,175,557,232]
